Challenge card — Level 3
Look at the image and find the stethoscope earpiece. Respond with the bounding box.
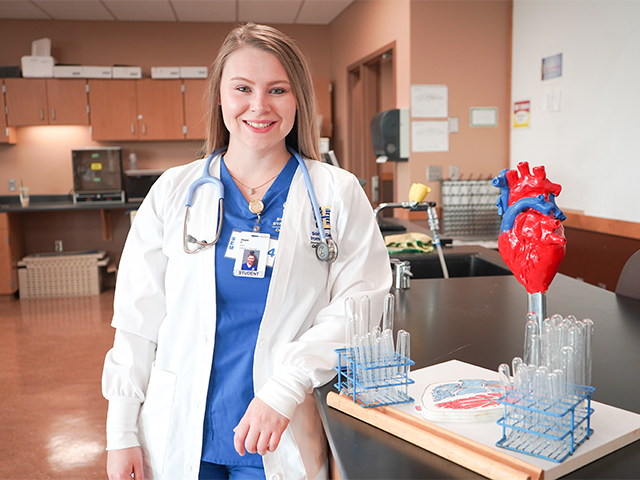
[316,238,338,264]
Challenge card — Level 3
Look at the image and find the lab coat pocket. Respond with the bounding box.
[139,363,177,474]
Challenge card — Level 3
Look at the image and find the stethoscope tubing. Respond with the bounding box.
[184,145,332,258]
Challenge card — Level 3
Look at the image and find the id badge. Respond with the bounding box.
[226,230,277,268]
[231,231,270,278]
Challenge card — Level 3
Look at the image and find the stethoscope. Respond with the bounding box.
[183,145,338,264]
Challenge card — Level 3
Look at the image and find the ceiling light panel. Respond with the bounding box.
[238,0,302,24]
[102,0,177,22]
[171,0,236,23]
[296,0,351,25]
[33,0,115,21]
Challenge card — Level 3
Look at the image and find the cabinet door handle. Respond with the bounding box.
[40,108,44,121]
[51,108,56,121]
[142,123,146,135]
[131,123,135,135]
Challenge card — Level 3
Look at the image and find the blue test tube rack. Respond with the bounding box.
[496,384,595,462]
[334,347,415,408]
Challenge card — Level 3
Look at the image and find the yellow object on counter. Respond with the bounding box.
[408,183,431,203]
[386,232,434,254]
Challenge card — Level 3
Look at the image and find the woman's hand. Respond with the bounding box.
[234,397,290,456]
[107,446,144,480]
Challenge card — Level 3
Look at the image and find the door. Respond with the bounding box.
[347,45,396,207]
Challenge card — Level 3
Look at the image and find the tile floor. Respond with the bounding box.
[0,290,117,479]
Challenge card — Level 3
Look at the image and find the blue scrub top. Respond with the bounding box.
[201,156,298,466]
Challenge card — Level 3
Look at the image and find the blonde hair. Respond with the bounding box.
[203,23,319,161]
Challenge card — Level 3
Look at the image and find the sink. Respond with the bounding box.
[391,252,512,279]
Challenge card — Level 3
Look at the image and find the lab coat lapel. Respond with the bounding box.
[260,167,307,338]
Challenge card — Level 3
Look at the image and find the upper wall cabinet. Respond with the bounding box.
[0,85,15,143]
[89,79,184,141]
[4,78,89,126]
[183,79,207,141]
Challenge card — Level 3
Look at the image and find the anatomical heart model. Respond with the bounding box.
[493,162,567,321]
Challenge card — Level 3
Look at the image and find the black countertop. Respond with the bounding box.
[0,194,141,213]
[316,258,640,479]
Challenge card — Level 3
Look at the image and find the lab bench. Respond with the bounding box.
[315,259,640,479]
[0,195,141,294]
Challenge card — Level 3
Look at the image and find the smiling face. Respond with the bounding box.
[219,46,297,158]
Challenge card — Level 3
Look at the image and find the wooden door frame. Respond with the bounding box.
[347,42,396,204]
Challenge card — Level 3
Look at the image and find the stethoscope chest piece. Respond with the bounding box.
[316,237,338,264]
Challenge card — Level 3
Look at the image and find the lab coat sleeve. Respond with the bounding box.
[256,171,392,419]
[101,176,171,450]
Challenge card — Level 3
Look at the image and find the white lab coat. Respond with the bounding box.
[102,154,392,480]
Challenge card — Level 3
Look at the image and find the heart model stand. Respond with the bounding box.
[493,162,567,330]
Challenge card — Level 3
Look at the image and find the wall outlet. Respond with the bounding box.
[8,179,16,191]
[426,165,443,182]
[55,240,63,252]
[449,165,460,180]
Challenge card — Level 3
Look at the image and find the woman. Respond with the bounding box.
[103,23,391,480]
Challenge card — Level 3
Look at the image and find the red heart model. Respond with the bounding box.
[493,162,567,294]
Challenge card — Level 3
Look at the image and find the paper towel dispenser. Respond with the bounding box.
[370,108,409,162]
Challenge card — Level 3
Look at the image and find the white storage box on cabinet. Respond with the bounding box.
[18,250,110,299]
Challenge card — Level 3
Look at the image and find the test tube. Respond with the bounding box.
[582,318,594,387]
[551,313,564,326]
[529,334,541,367]
[561,346,575,396]
[542,318,558,370]
[569,323,585,387]
[396,330,410,375]
[345,297,355,321]
[512,357,523,382]
[498,363,511,396]
[383,293,395,333]
[524,315,539,365]
[360,295,371,335]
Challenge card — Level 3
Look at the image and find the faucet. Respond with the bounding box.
[373,200,436,220]
[378,200,450,279]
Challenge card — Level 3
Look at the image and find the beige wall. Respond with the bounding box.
[408,0,512,209]
[0,19,331,194]
[328,0,411,175]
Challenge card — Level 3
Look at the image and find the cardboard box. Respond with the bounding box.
[151,66,180,79]
[180,66,208,78]
[82,66,112,78]
[31,37,51,56]
[112,66,142,79]
[53,65,83,78]
[21,56,55,77]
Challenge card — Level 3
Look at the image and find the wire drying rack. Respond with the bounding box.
[335,347,415,408]
[496,385,595,463]
[440,179,501,238]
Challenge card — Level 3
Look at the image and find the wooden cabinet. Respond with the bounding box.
[183,79,208,140]
[0,83,16,143]
[89,79,184,141]
[0,213,25,295]
[3,78,89,126]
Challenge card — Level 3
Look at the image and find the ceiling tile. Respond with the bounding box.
[171,0,236,23]
[33,0,115,21]
[102,0,177,22]
[238,0,302,24]
[296,0,352,24]
[0,0,51,20]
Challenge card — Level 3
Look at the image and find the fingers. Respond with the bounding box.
[233,422,248,456]
[233,422,284,456]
